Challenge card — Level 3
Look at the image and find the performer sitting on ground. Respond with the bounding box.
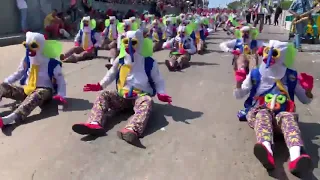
[220,25,264,69]
[101,16,119,64]
[60,16,100,63]
[72,30,172,144]
[0,32,66,128]
[105,19,133,69]
[234,40,314,178]
[149,19,165,52]
[163,25,196,71]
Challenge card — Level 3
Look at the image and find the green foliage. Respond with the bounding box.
[281,1,293,10]
[227,1,242,10]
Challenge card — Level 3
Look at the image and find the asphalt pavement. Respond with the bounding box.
[0,25,319,180]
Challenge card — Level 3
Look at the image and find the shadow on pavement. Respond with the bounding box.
[143,103,203,137]
[299,122,320,169]
[158,61,219,67]
[189,62,219,66]
[2,101,59,136]
[63,97,93,111]
[1,98,93,136]
[80,103,203,148]
[266,121,320,179]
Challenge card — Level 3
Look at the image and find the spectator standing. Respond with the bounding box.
[274,5,282,26]
[265,5,272,25]
[44,9,70,39]
[245,9,251,23]
[289,0,312,51]
[16,0,28,33]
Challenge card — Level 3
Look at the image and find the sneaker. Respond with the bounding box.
[165,60,175,71]
[0,117,3,128]
[289,154,313,178]
[253,143,275,170]
[105,63,112,69]
[60,54,65,61]
[117,128,138,144]
[72,122,105,136]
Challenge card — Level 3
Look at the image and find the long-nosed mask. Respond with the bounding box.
[22,32,46,65]
[121,30,143,62]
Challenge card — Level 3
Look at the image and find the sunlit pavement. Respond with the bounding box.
[0,25,319,180]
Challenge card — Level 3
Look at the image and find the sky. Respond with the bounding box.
[208,0,234,8]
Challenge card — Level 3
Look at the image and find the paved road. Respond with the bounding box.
[0,25,319,180]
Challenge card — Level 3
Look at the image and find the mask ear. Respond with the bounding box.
[286,100,295,112]
[255,96,265,105]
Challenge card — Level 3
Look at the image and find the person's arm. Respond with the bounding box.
[289,1,299,17]
[93,32,101,47]
[233,71,252,99]
[162,38,174,49]
[74,30,81,46]
[219,39,237,52]
[295,80,312,104]
[4,59,25,84]
[150,60,165,94]
[99,58,119,88]
[186,38,196,54]
[53,65,66,98]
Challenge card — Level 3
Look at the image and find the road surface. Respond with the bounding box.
[0,25,319,180]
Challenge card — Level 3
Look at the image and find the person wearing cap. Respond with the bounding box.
[233,40,314,178]
[219,25,264,71]
[162,25,196,71]
[60,16,100,63]
[164,17,175,41]
[101,16,119,64]
[105,19,132,69]
[72,29,172,145]
[0,32,67,128]
[149,19,165,52]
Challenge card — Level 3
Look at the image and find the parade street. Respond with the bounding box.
[0,25,319,180]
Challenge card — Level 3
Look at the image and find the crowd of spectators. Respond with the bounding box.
[94,0,186,8]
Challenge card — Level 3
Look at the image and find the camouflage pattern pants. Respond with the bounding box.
[170,53,191,69]
[247,107,304,148]
[87,91,153,136]
[62,46,95,63]
[0,83,52,120]
[153,41,164,52]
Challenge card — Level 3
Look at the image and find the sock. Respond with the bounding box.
[89,121,99,125]
[289,146,301,161]
[2,113,18,125]
[262,141,273,155]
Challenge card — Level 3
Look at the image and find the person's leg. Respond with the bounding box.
[20,8,28,32]
[101,39,111,50]
[250,108,275,170]
[0,83,27,101]
[165,54,178,71]
[253,15,258,27]
[74,50,95,62]
[61,46,84,60]
[259,14,264,32]
[72,91,132,136]
[9,88,52,123]
[265,16,268,24]
[177,54,190,69]
[275,112,313,177]
[294,22,306,51]
[118,95,153,143]
[274,15,277,25]
[45,24,60,38]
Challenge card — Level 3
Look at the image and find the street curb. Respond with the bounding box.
[0,34,25,47]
